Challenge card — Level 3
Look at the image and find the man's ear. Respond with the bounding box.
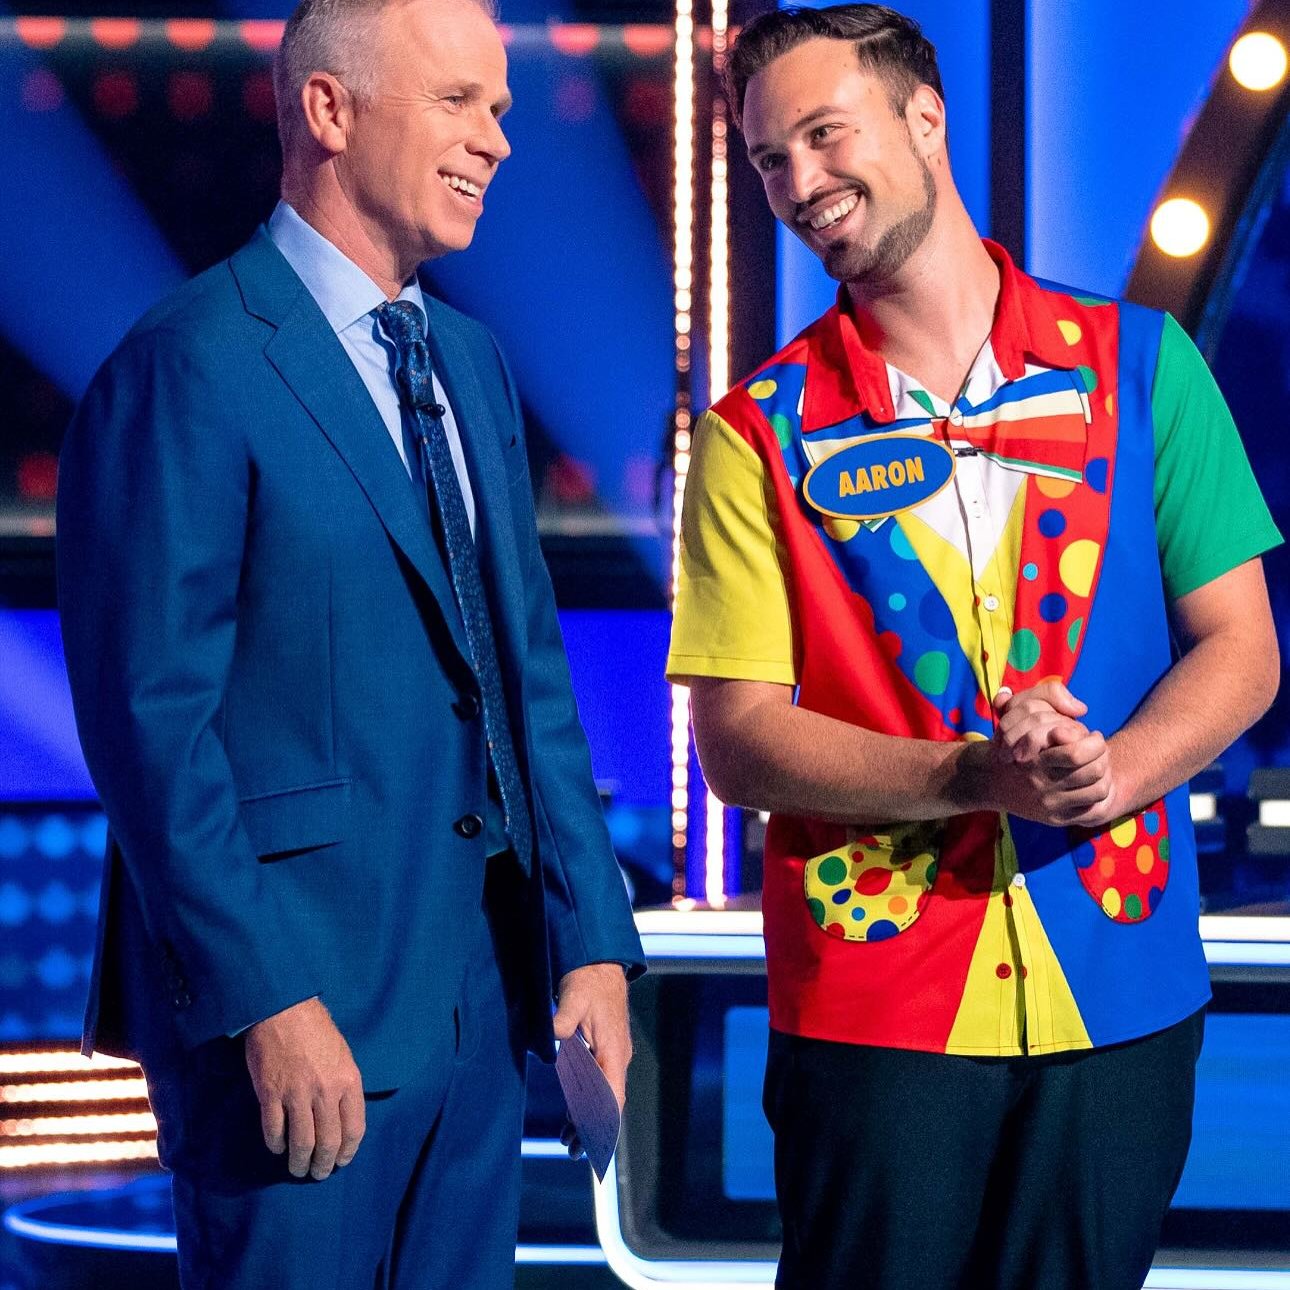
[300,71,354,156]
[906,83,946,160]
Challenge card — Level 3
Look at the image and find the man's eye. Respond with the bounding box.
[811,124,836,142]
[759,155,782,174]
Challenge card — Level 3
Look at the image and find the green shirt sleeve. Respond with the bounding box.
[1152,312,1282,601]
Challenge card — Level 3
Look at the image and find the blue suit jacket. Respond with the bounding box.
[57,230,645,1091]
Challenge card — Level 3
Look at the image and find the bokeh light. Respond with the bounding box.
[1230,31,1289,93]
[1151,197,1211,258]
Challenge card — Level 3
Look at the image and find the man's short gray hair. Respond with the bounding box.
[273,0,499,162]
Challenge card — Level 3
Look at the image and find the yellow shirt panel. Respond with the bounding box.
[666,411,796,686]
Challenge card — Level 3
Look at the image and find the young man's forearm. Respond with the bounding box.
[1106,624,1278,820]
[689,678,994,824]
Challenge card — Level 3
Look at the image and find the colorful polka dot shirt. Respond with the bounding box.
[668,240,1281,1056]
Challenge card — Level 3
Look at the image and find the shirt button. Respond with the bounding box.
[454,813,484,839]
[983,594,1000,612]
[1011,872,1027,889]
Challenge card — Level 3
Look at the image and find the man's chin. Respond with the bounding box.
[421,220,478,261]
[817,239,870,284]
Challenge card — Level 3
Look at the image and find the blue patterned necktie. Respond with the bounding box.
[377,300,532,873]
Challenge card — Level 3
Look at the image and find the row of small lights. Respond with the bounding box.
[0,1051,156,1170]
[4,15,682,54]
[669,1,731,906]
[668,0,695,897]
[1151,30,1288,258]
[705,0,731,908]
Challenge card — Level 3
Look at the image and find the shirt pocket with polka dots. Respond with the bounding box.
[804,820,945,942]
[1069,798,1171,923]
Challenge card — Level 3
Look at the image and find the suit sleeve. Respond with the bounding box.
[57,332,322,1048]
[487,336,645,985]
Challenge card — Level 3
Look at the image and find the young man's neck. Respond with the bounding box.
[845,206,1000,404]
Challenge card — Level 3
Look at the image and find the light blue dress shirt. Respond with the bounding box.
[266,200,477,534]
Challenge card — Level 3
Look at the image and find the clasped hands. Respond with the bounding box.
[984,679,1124,830]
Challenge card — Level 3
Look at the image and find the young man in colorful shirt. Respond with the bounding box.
[666,6,1282,1287]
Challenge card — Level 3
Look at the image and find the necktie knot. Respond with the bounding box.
[377,299,426,350]
[377,301,439,412]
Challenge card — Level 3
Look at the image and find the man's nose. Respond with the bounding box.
[785,151,826,207]
[472,112,511,165]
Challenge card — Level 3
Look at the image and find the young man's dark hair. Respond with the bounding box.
[726,3,943,125]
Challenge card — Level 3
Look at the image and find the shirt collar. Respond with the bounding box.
[266,200,426,335]
[800,238,1079,432]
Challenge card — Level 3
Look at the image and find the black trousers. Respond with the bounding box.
[764,1009,1205,1290]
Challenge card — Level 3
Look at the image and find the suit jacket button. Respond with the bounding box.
[173,992,191,1009]
[454,694,480,720]
[454,813,484,839]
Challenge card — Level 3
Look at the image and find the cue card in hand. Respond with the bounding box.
[555,1029,621,1181]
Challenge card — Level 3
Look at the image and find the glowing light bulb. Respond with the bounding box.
[1230,31,1288,92]
[1150,198,1210,258]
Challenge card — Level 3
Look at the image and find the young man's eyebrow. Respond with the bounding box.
[747,105,847,158]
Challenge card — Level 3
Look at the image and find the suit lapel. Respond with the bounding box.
[231,233,473,673]
[421,295,529,666]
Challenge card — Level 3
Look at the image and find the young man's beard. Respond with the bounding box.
[823,152,938,286]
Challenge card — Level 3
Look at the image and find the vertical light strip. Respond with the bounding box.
[669,0,697,898]
[704,0,731,908]
[708,2,730,400]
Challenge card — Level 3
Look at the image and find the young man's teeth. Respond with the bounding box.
[443,174,480,197]
[810,193,859,230]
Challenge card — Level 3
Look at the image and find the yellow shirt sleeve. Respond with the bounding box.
[666,409,797,685]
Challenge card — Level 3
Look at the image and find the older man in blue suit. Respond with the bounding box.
[55,0,644,1283]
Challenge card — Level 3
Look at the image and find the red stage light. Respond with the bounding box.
[239,20,284,53]
[89,17,141,49]
[165,18,216,52]
[168,71,214,121]
[17,453,58,502]
[625,78,670,126]
[549,23,600,56]
[14,16,66,49]
[242,70,277,124]
[548,455,596,505]
[622,25,673,57]
[92,71,138,120]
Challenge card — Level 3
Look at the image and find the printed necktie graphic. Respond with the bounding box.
[377,300,532,872]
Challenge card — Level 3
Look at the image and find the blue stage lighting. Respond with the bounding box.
[0,15,185,398]
[429,35,674,527]
[0,611,95,799]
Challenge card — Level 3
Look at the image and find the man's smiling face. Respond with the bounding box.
[338,0,513,264]
[742,37,938,286]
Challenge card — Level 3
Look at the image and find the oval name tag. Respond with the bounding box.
[802,434,956,522]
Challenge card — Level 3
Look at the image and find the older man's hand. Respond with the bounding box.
[244,996,365,1181]
[553,962,632,1160]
